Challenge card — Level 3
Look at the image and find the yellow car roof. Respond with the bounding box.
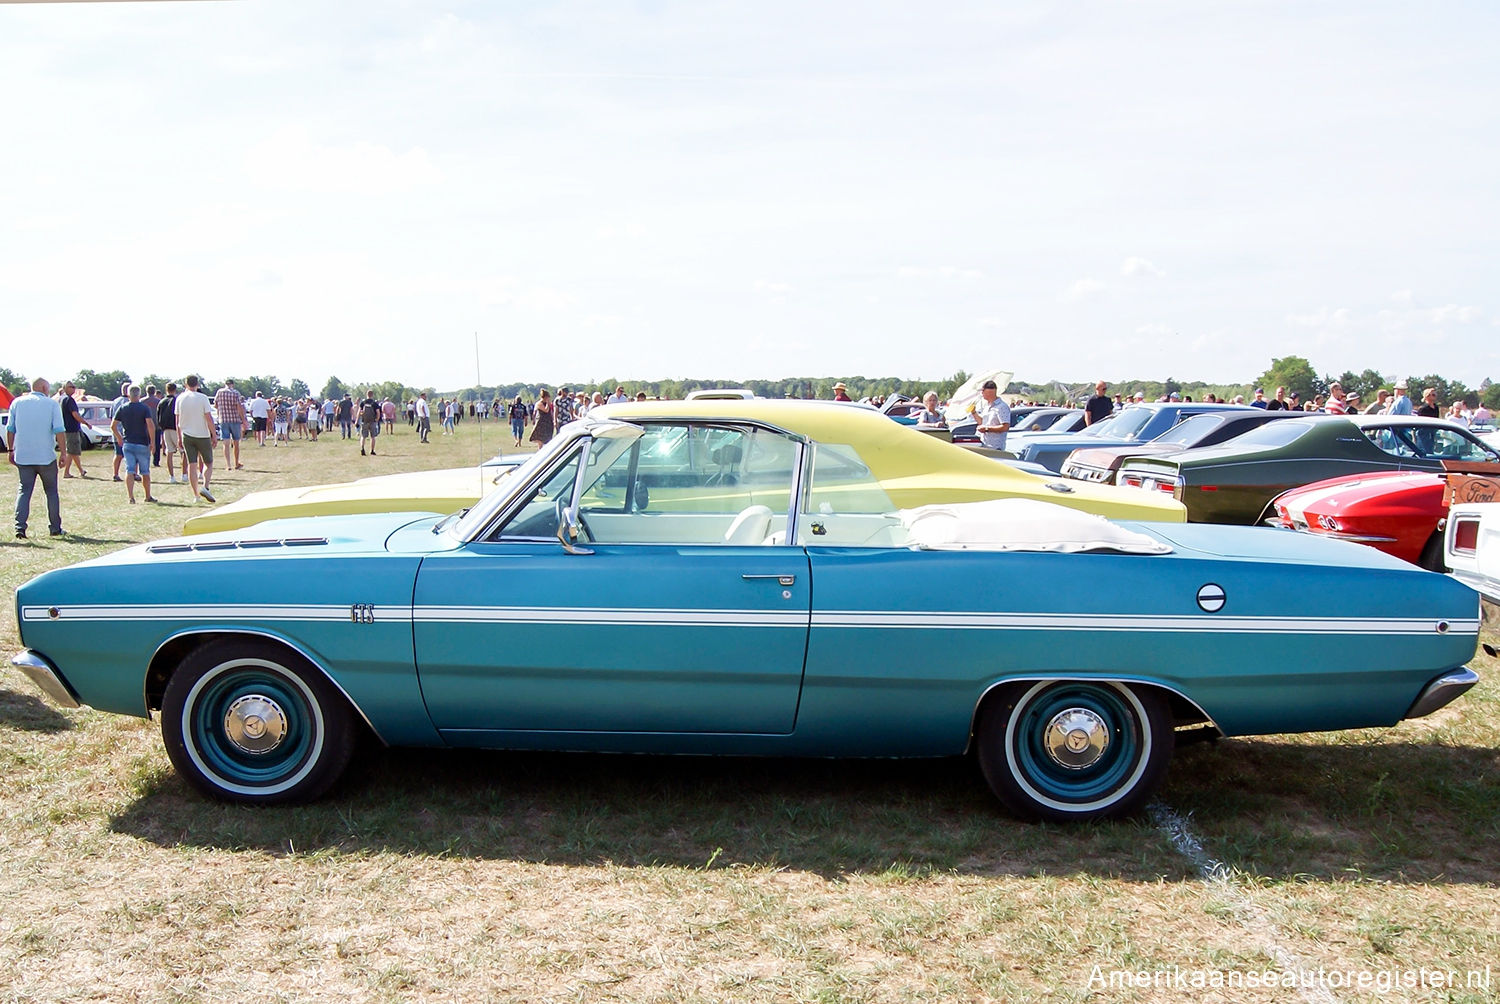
[595,400,1185,521]
[185,400,1183,535]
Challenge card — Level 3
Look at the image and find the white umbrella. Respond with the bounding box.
[944,368,1013,425]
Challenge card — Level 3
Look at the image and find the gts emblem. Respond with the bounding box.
[349,603,376,624]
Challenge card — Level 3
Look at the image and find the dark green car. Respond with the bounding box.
[1117,415,1500,524]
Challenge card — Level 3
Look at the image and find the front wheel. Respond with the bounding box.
[976,681,1172,822]
[161,639,356,804]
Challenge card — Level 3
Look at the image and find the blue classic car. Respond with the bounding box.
[10,401,1483,822]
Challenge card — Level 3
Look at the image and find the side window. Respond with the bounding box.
[577,424,799,545]
[1425,428,1498,461]
[490,448,584,540]
[1365,427,1417,459]
[798,443,904,547]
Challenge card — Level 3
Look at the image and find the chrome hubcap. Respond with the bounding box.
[224,695,288,754]
[1043,708,1110,769]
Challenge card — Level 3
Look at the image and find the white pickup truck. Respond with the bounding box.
[1447,501,1500,651]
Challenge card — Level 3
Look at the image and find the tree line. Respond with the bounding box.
[4,360,1495,410]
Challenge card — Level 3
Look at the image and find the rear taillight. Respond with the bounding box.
[1122,474,1142,487]
[1452,518,1479,554]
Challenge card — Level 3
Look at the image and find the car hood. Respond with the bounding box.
[74,511,462,571]
[1022,433,1136,454]
[1070,443,1180,467]
[183,465,506,536]
[1275,471,1444,514]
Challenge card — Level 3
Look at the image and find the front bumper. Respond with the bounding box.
[10,650,80,709]
[1404,667,1480,720]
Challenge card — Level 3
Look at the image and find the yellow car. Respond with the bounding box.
[184,400,1183,534]
[182,458,525,535]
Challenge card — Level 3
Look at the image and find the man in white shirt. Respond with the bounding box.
[174,374,219,503]
[415,392,431,443]
[608,386,629,405]
[247,391,271,447]
[972,379,1011,451]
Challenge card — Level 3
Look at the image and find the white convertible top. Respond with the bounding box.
[899,498,1173,554]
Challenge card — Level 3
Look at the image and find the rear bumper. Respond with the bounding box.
[9,650,80,709]
[1404,667,1479,720]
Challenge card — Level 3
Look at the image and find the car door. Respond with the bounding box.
[412,422,812,738]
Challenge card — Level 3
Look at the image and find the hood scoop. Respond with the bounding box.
[148,536,328,554]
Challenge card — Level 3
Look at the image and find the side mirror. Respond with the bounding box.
[555,499,593,555]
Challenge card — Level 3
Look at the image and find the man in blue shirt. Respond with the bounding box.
[1388,380,1414,415]
[111,384,158,504]
[7,377,67,538]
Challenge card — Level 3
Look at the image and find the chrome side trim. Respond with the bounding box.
[969,675,1219,739]
[1404,667,1480,720]
[9,650,81,709]
[146,628,387,744]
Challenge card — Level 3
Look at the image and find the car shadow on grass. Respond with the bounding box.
[109,734,1500,883]
[110,749,1193,880]
[0,684,74,732]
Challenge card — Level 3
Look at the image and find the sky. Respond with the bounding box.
[4,0,1499,391]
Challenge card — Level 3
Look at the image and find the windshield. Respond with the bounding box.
[1150,414,1221,447]
[449,428,585,538]
[1095,407,1153,439]
[1071,413,1118,438]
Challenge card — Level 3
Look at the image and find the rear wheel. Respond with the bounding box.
[977,680,1172,822]
[161,639,355,804]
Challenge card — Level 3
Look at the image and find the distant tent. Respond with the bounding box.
[0,386,13,410]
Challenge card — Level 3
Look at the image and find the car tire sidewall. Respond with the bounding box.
[978,680,1173,823]
[161,640,354,805]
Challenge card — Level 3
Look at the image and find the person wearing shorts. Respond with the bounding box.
[58,382,91,478]
[214,379,246,470]
[358,391,381,456]
[176,375,219,503]
[157,382,184,483]
[273,398,291,445]
[110,384,157,504]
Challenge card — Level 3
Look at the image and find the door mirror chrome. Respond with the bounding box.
[556,499,592,555]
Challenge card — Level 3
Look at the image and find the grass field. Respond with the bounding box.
[2,420,1497,1002]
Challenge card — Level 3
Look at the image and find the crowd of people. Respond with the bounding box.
[10,373,1493,540]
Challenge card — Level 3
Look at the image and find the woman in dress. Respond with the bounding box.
[529,388,554,446]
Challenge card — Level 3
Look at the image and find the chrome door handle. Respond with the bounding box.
[742,574,796,586]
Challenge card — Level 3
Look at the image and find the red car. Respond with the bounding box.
[1271,471,1448,570]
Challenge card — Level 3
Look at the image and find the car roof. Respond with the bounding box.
[1350,414,1477,430]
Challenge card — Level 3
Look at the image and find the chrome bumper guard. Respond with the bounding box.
[9,650,80,709]
[1404,667,1479,720]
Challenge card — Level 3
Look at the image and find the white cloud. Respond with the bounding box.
[754,280,794,295]
[244,127,443,196]
[977,317,1006,329]
[1428,304,1481,324]
[896,266,984,280]
[1120,257,1165,278]
[1065,278,1106,301]
[1286,307,1351,328]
